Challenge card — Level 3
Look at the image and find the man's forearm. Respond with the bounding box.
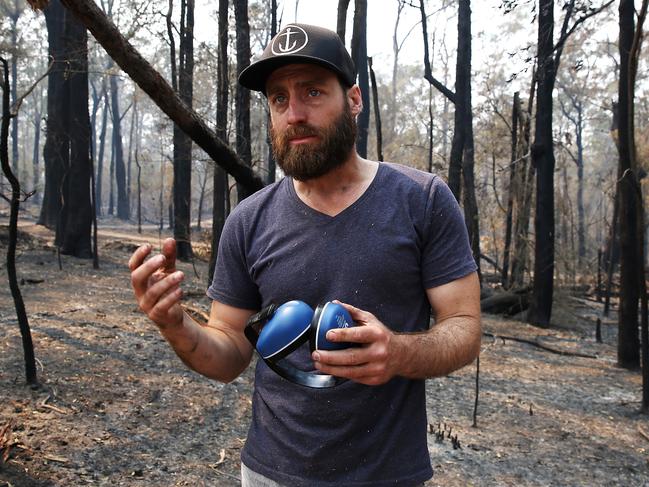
[159,311,251,383]
[391,315,481,379]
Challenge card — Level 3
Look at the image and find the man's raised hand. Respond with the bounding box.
[128,238,185,330]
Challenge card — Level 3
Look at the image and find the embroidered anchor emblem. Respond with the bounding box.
[278,27,298,52]
[271,25,308,56]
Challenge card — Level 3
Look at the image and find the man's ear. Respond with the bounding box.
[347,85,363,116]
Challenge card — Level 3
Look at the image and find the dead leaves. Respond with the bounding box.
[0,420,31,467]
[0,420,14,465]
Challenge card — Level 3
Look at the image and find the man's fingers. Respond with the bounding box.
[128,243,152,272]
[149,285,183,324]
[326,325,374,344]
[139,271,185,313]
[161,238,177,273]
[314,347,369,367]
[334,300,373,324]
[131,254,167,296]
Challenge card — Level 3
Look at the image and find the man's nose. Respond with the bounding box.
[286,97,308,124]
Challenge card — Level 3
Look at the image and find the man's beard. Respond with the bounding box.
[270,102,357,182]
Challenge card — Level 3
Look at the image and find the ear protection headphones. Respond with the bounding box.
[245,300,357,388]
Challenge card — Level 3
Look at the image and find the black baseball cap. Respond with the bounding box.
[239,23,357,93]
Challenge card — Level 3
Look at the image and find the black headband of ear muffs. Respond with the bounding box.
[245,302,352,388]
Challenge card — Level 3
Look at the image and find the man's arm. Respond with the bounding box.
[161,301,256,382]
[129,239,256,383]
[312,272,481,385]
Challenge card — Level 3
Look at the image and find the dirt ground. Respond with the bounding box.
[1,218,648,486]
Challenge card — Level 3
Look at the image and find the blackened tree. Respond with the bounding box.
[527,0,613,326]
[234,0,252,202]
[1,56,37,385]
[420,0,481,276]
[39,0,93,258]
[168,0,195,260]
[351,0,369,158]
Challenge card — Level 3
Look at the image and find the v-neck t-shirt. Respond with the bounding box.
[207,162,477,486]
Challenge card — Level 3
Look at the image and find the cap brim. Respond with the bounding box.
[238,55,349,94]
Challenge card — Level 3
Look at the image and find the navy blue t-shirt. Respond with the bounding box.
[207,162,477,486]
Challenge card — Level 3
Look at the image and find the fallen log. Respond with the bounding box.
[483,332,597,359]
[481,290,530,316]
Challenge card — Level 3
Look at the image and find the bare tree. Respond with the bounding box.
[234,0,252,202]
[616,0,646,370]
[527,0,613,326]
[368,57,383,161]
[351,0,369,158]
[336,0,351,41]
[209,0,230,285]
[109,70,129,220]
[168,0,195,260]
[419,0,481,276]
[39,0,93,258]
[1,56,37,385]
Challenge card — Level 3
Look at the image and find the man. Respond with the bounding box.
[129,23,481,487]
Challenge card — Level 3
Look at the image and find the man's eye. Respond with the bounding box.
[273,95,287,105]
[308,89,321,97]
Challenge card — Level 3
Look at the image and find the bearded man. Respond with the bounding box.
[129,23,481,487]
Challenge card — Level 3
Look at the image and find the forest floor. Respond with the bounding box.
[0,215,648,487]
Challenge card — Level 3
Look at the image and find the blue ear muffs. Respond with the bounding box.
[245,300,357,388]
[310,302,355,352]
[256,300,314,361]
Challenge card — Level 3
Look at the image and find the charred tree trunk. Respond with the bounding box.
[234,0,252,203]
[444,0,477,201]
[617,0,640,369]
[135,149,142,233]
[351,0,369,158]
[1,57,37,385]
[266,0,277,184]
[109,72,129,220]
[171,0,195,260]
[108,143,115,215]
[502,91,520,288]
[575,102,586,266]
[39,0,67,229]
[90,80,101,202]
[456,0,480,275]
[510,77,536,290]
[629,0,648,411]
[126,91,136,211]
[420,0,480,275]
[39,0,92,257]
[368,57,383,162]
[526,0,611,325]
[31,83,43,204]
[95,86,108,216]
[427,86,434,173]
[336,0,351,41]
[196,167,207,230]
[210,0,230,285]
[56,10,92,257]
[528,0,557,327]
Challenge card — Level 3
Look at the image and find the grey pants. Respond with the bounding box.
[240,462,426,486]
[240,462,285,487]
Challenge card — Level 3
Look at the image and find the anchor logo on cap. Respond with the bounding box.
[271,25,309,56]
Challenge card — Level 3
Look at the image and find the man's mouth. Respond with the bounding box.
[288,135,317,145]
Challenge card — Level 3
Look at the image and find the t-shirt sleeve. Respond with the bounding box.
[206,212,262,310]
[421,177,478,289]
